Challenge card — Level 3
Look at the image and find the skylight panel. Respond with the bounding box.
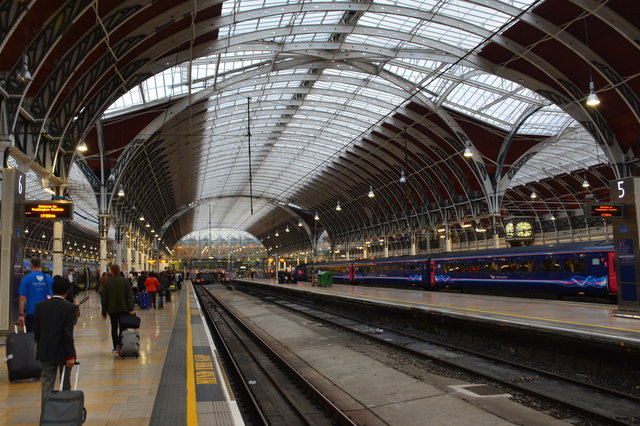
[344,33,402,50]
[106,87,143,112]
[359,12,422,33]
[416,21,483,50]
[438,0,511,32]
[482,97,534,125]
[446,82,500,111]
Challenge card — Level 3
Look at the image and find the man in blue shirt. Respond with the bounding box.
[18,257,53,332]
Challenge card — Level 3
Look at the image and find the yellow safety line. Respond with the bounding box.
[186,284,199,426]
[315,287,640,335]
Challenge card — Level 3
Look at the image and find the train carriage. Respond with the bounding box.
[431,241,615,298]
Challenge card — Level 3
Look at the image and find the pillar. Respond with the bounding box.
[363,240,368,258]
[410,232,416,255]
[98,214,110,274]
[126,233,133,272]
[52,221,63,276]
[383,236,389,258]
[345,243,350,261]
[445,226,452,252]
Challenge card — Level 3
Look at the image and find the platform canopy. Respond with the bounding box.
[2,0,638,253]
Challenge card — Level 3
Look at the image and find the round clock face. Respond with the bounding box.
[515,221,533,238]
[505,222,514,238]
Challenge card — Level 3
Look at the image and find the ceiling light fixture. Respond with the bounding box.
[17,55,32,83]
[463,145,473,158]
[530,191,537,199]
[582,177,590,188]
[336,200,341,211]
[285,226,290,232]
[298,221,303,227]
[139,216,144,221]
[399,169,406,184]
[583,19,600,107]
[367,186,375,198]
[314,212,319,221]
[117,186,125,197]
[76,140,88,152]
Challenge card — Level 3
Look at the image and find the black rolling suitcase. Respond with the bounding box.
[6,325,41,382]
[40,362,86,425]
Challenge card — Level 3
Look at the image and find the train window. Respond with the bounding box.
[443,263,455,273]
[469,262,481,272]
[592,258,601,265]
[500,262,517,273]
[564,259,586,273]
[484,261,499,272]
[455,263,467,273]
[517,261,535,273]
[540,259,560,272]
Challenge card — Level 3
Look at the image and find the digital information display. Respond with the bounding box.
[24,201,74,220]
[586,203,624,218]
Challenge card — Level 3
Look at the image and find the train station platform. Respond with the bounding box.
[235,278,640,346]
[0,282,242,426]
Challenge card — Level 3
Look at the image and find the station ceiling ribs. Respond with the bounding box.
[1,0,638,253]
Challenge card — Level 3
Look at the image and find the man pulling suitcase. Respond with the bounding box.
[34,275,79,421]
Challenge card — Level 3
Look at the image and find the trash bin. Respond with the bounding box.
[316,271,333,287]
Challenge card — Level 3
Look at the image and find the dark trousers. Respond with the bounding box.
[25,314,35,333]
[148,291,157,308]
[109,312,127,349]
[40,361,72,408]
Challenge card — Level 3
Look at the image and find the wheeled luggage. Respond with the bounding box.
[164,289,171,303]
[6,325,41,382]
[118,313,141,330]
[119,330,140,359]
[157,294,164,309]
[138,292,150,309]
[40,363,86,425]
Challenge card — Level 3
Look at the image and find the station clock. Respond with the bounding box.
[505,219,534,242]
[514,221,533,238]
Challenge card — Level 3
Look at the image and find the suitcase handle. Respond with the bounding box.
[60,362,80,391]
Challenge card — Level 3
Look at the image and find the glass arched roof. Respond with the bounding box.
[105,0,602,234]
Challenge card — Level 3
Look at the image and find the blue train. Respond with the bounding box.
[302,241,617,300]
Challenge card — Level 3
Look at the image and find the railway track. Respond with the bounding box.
[232,282,640,426]
[194,285,357,426]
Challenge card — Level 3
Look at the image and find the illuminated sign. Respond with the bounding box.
[160,259,167,264]
[586,203,624,218]
[24,201,73,220]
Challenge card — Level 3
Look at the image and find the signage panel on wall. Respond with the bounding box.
[24,201,74,220]
[585,203,624,218]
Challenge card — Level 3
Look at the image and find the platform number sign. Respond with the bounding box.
[616,180,625,199]
[17,174,23,196]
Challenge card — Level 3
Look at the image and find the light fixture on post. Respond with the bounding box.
[399,127,408,183]
[17,54,32,83]
[463,141,473,158]
[76,139,88,152]
[336,200,342,211]
[367,186,375,198]
[583,18,600,107]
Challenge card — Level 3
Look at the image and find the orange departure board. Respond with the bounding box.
[24,201,74,220]
[587,203,623,217]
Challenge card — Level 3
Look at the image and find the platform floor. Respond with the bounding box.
[0,282,241,426]
[240,279,640,344]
